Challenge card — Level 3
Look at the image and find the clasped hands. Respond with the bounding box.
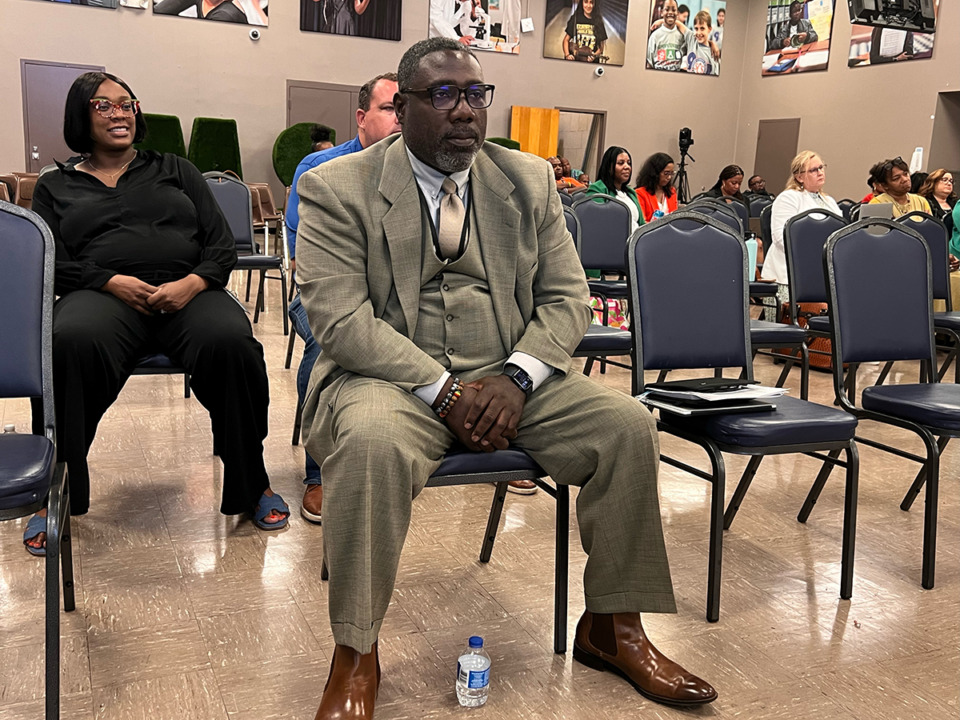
[434,375,526,453]
[102,273,209,315]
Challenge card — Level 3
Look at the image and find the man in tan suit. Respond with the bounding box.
[297,37,717,719]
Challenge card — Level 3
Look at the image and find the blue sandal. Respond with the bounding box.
[22,514,47,557]
[253,492,290,531]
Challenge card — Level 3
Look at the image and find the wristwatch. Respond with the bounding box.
[503,365,534,396]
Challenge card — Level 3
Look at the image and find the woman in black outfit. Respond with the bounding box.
[24,72,287,555]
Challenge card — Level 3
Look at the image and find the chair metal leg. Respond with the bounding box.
[554,484,569,654]
[919,430,940,589]
[705,443,726,623]
[582,357,595,376]
[252,270,266,324]
[479,483,509,563]
[45,463,74,720]
[245,270,252,302]
[875,361,894,387]
[183,373,191,399]
[292,399,302,446]
[279,270,290,336]
[656,369,669,383]
[321,559,329,581]
[799,344,810,401]
[901,436,950,511]
[722,455,763,530]
[840,441,859,600]
[797,448,841,523]
[285,329,297,370]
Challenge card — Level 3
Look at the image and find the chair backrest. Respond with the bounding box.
[896,211,951,305]
[685,198,743,237]
[760,204,773,257]
[0,183,8,203]
[826,219,935,374]
[204,171,255,252]
[559,191,575,207]
[627,211,751,378]
[0,201,55,433]
[251,183,281,220]
[748,194,773,218]
[837,199,857,222]
[571,194,633,271]
[562,205,580,248]
[848,204,862,222]
[723,196,750,229]
[784,208,847,306]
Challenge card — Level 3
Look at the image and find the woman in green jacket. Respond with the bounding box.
[587,145,644,231]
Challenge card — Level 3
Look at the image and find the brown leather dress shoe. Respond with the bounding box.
[301,484,323,524]
[314,643,380,720]
[573,611,717,706]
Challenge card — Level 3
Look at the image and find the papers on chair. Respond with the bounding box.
[643,384,787,403]
[636,384,786,416]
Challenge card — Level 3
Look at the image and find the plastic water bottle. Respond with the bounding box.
[456,636,491,707]
[3,424,15,434]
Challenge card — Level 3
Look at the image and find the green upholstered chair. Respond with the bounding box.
[135,114,187,158]
[487,137,521,150]
[273,123,336,187]
[188,117,243,179]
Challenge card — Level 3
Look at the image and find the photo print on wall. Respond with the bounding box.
[847,0,937,67]
[153,0,268,26]
[543,0,630,66]
[429,0,522,54]
[762,0,836,76]
[301,1,402,41]
[28,0,117,8]
[646,0,725,75]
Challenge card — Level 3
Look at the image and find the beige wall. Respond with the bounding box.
[0,0,747,197]
[734,1,960,200]
[1,0,955,201]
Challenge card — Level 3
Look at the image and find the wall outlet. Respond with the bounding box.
[520,17,534,33]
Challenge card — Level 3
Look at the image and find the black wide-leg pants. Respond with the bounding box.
[51,289,270,516]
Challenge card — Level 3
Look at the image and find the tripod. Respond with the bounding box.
[674,147,694,204]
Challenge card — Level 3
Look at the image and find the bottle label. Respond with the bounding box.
[457,663,489,689]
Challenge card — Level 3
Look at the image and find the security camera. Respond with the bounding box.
[594,65,605,77]
[249,28,261,41]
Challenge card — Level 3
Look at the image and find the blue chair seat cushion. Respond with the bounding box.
[661,395,857,448]
[587,280,628,298]
[861,384,960,431]
[575,325,632,355]
[136,352,178,369]
[0,434,55,510]
[236,254,282,269]
[750,320,806,346]
[429,446,545,487]
[807,315,830,333]
[934,311,960,333]
[749,282,778,297]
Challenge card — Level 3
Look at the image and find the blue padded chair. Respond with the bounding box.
[819,218,960,589]
[559,190,575,207]
[759,203,773,260]
[748,194,773,218]
[318,447,570,653]
[684,200,810,396]
[204,172,289,335]
[562,205,632,375]
[132,352,191,398]
[571,193,632,327]
[836,199,858,223]
[0,201,76,720]
[896,212,960,382]
[626,211,859,622]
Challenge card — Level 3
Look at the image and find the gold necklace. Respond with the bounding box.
[84,154,135,181]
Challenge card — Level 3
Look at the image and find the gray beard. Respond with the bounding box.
[434,148,479,173]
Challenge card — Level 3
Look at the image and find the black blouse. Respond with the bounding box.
[32,151,236,296]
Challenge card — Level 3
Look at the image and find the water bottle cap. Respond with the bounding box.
[3,424,15,433]
[468,636,483,648]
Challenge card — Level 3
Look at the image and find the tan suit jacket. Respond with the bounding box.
[295,135,592,429]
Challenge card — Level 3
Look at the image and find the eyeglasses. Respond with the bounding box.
[939,177,954,184]
[805,164,827,174]
[882,156,904,174]
[90,98,140,118]
[400,84,495,111]
[661,170,675,177]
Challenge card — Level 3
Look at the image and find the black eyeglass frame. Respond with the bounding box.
[400,84,496,111]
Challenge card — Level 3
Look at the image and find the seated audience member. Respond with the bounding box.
[704,164,747,207]
[634,152,678,222]
[910,171,928,195]
[761,150,841,306]
[562,0,607,63]
[587,145,644,231]
[682,10,719,75]
[861,172,883,204]
[869,157,932,217]
[286,72,402,522]
[561,156,589,184]
[296,38,717,719]
[952,202,960,262]
[549,155,585,190]
[918,168,956,221]
[25,71,286,555]
[310,125,335,152]
[776,1,818,49]
[747,174,773,197]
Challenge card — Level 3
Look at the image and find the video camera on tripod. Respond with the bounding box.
[675,128,695,204]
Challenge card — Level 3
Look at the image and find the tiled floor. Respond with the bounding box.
[0,282,957,720]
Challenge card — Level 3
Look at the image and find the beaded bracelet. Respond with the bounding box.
[436,377,463,419]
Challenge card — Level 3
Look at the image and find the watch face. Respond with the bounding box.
[512,368,533,392]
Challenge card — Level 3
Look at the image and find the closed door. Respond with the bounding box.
[22,60,104,172]
[753,118,801,190]
[287,80,360,143]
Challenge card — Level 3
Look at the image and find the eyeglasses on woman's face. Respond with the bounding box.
[805,164,826,175]
[90,98,140,118]
[938,176,954,185]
